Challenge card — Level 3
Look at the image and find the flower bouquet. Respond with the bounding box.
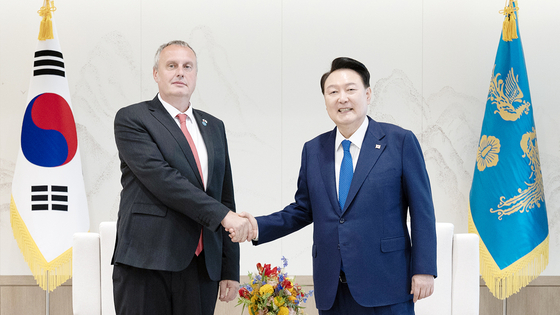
[237,257,313,315]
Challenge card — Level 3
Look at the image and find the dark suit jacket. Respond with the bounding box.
[255,116,437,310]
[111,95,238,283]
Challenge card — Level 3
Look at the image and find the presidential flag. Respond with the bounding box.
[10,1,89,292]
[469,0,548,300]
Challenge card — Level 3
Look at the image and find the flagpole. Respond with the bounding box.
[46,271,50,315]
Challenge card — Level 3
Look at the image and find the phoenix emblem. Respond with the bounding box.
[488,66,530,121]
[490,128,545,219]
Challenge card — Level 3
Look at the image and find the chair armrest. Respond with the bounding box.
[452,233,480,315]
[72,232,101,315]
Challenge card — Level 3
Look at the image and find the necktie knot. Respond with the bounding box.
[342,139,351,152]
[177,113,187,124]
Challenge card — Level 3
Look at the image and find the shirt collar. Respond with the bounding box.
[335,117,369,150]
[158,93,195,121]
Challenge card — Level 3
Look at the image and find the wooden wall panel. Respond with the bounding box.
[2,275,559,314]
[506,277,560,315]
[479,276,560,315]
[1,285,46,315]
[50,285,73,315]
[0,276,71,315]
[479,285,504,315]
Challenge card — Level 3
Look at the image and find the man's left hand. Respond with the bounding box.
[410,274,434,303]
[219,280,239,302]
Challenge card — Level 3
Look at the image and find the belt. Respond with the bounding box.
[339,270,347,283]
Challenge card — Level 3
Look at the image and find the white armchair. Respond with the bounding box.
[73,221,117,315]
[72,222,479,315]
[414,222,480,315]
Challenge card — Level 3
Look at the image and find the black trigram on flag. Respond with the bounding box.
[33,50,65,77]
[31,185,68,211]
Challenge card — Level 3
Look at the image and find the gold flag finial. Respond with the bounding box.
[38,0,57,40]
[500,0,519,42]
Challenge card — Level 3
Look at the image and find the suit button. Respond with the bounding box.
[339,218,345,224]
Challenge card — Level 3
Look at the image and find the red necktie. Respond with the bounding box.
[177,113,204,256]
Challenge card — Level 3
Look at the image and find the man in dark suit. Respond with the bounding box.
[238,57,437,314]
[111,40,254,315]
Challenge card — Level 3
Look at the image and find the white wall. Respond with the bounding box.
[1,0,559,277]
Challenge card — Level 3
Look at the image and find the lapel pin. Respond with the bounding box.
[202,119,207,126]
[375,144,381,149]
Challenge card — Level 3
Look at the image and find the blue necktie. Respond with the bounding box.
[339,140,353,211]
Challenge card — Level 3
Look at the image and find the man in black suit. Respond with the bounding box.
[111,40,253,315]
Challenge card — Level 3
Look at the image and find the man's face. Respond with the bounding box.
[153,45,197,103]
[323,69,371,136]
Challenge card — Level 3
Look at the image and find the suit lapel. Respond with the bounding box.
[318,129,341,214]
[147,96,204,188]
[343,117,386,214]
[193,109,214,189]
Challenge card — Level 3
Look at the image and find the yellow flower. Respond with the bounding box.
[274,296,285,307]
[249,304,258,315]
[288,296,296,303]
[278,306,290,315]
[477,135,500,171]
[259,284,274,295]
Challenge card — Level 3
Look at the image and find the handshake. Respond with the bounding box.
[221,211,258,242]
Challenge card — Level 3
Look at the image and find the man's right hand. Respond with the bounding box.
[221,211,252,242]
[238,212,258,241]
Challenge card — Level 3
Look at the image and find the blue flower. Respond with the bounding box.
[281,256,288,268]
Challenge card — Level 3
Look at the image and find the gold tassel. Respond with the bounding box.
[37,0,57,40]
[500,0,519,42]
[468,209,549,299]
[10,196,73,291]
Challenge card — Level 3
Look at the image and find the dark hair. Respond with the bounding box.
[320,57,370,94]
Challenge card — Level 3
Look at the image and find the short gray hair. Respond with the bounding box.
[153,40,197,70]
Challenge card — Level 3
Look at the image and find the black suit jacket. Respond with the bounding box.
[111,95,238,282]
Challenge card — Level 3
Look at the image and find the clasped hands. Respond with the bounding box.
[221,211,258,242]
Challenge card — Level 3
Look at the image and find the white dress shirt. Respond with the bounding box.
[158,94,208,189]
[335,118,369,198]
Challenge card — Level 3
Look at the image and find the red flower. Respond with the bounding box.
[238,287,251,300]
[267,266,278,277]
[282,279,293,289]
[257,263,278,278]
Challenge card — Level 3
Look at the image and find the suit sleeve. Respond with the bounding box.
[218,124,240,281]
[114,106,230,231]
[402,131,437,278]
[255,143,314,244]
